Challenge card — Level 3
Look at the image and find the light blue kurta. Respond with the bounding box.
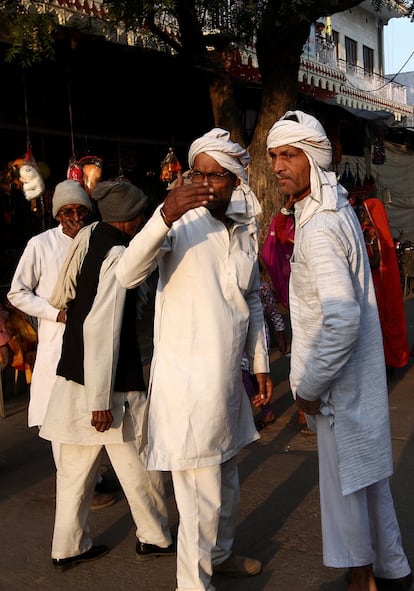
[289,192,393,496]
[116,206,268,471]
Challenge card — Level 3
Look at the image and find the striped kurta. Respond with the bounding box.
[289,192,393,496]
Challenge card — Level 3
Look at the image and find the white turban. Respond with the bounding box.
[188,128,249,181]
[266,110,346,227]
[188,127,262,229]
[267,110,332,169]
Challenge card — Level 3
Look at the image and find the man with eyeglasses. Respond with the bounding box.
[8,180,116,509]
[116,128,273,591]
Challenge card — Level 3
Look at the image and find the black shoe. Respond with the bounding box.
[135,541,176,562]
[375,572,413,591]
[52,545,110,572]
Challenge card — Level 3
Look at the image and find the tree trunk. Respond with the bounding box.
[248,20,310,247]
[209,71,245,146]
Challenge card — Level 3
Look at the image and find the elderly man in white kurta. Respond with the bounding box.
[267,110,411,591]
[40,180,173,571]
[116,129,273,591]
[7,180,92,461]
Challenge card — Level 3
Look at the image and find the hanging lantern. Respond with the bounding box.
[160,147,182,183]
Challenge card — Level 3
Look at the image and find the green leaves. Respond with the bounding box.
[1,7,57,67]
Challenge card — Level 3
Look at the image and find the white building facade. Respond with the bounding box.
[300,1,413,123]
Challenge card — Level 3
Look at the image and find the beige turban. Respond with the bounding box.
[188,128,249,181]
[266,111,346,227]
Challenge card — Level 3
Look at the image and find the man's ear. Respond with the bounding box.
[234,177,241,188]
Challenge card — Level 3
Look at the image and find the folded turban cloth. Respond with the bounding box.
[266,110,332,169]
[266,110,347,226]
[188,127,262,226]
[188,127,249,181]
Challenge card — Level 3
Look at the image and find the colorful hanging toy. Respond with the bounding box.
[160,147,182,183]
[19,146,45,201]
[67,155,103,196]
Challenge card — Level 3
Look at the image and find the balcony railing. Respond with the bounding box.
[302,37,407,105]
[336,60,407,104]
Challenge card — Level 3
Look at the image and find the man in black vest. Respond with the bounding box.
[40,179,174,571]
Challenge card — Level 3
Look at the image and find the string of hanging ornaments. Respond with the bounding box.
[65,65,103,196]
[7,71,46,226]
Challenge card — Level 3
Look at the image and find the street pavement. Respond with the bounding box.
[1,297,414,591]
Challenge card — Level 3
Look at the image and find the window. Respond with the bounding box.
[345,36,357,71]
[363,45,374,75]
[332,30,339,59]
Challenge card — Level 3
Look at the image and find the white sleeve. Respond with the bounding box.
[116,205,170,289]
[83,246,127,411]
[7,239,60,322]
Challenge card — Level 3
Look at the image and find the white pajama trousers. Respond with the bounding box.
[317,414,411,578]
[171,456,240,591]
[52,442,172,559]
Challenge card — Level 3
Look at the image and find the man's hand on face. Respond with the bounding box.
[61,216,86,238]
[160,171,215,227]
[57,204,90,238]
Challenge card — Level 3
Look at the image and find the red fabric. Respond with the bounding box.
[260,213,294,309]
[362,198,409,368]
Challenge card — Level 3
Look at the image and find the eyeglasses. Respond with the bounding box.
[58,206,89,219]
[189,170,231,184]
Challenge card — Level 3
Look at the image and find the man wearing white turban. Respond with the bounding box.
[266,110,411,591]
[116,128,273,591]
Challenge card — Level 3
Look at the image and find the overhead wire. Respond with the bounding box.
[343,48,414,94]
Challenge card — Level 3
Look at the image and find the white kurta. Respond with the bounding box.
[38,242,172,560]
[116,206,269,471]
[7,225,74,427]
[289,193,393,495]
[39,246,139,444]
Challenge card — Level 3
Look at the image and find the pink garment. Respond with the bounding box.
[260,213,294,309]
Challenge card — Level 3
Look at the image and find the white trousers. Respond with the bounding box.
[317,414,411,578]
[171,456,240,591]
[52,442,172,559]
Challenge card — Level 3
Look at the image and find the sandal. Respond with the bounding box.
[257,412,276,431]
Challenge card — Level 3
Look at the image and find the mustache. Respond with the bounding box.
[275,174,290,181]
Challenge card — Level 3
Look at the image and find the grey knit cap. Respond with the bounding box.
[52,180,92,219]
[91,180,148,222]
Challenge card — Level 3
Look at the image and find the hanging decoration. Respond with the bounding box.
[67,155,103,196]
[160,147,182,183]
[19,144,45,202]
[372,128,386,165]
[65,65,103,196]
[21,72,45,209]
[4,72,47,226]
[67,157,83,184]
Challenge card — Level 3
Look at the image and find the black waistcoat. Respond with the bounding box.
[57,222,146,392]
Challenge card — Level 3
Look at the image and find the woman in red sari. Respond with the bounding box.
[357,197,409,369]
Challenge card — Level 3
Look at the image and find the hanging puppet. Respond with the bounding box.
[67,155,103,196]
